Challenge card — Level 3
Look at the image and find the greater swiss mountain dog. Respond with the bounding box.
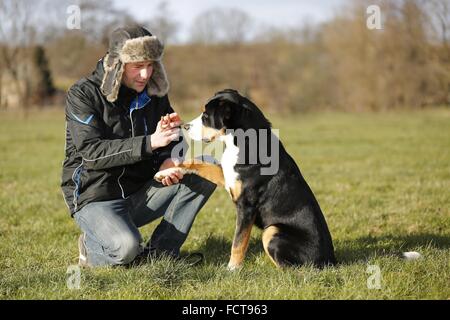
[155,89,336,270]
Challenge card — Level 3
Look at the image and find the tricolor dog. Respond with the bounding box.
[155,89,337,270]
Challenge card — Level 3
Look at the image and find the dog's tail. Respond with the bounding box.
[400,251,422,261]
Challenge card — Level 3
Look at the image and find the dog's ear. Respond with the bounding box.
[222,99,251,122]
[224,102,232,120]
[217,100,233,120]
[240,102,253,118]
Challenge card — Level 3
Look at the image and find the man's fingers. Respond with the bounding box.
[166,176,174,185]
[169,171,183,183]
[161,119,170,129]
[160,128,179,136]
[160,114,170,129]
[169,120,182,128]
[164,128,180,142]
[163,174,179,185]
[172,170,183,180]
[163,121,182,130]
[167,133,180,142]
[159,113,182,131]
[169,175,179,184]
[169,113,182,124]
[162,176,172,186]
[168,112,180,121]
[159,118,169,130]
[166,127,180,134]
[158,168,183,186]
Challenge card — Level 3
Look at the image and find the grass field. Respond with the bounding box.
[0,108,449,300]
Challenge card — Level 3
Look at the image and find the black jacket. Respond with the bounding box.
[61,59,180,216]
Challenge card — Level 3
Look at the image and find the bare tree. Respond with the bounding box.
[43,0,137,84]
[0,49,3,109]
[190,7,253,45]
[0,0,37,111]
[145,1,179,44]
[424,0,450,50]
[74,0,136,46]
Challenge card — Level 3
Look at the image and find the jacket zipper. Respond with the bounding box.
[119,95,151,198]
[117,167,126,199]
[129,95,152,137]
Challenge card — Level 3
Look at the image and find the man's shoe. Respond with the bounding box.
[78,233,90,267]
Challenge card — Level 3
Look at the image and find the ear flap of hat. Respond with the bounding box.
[100,54,125,102]
[147,60,169,97]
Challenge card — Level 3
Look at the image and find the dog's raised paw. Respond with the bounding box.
[154,167,185,182]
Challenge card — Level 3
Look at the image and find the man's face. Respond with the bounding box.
[121,61,153,93]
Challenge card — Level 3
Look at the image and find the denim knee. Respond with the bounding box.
[110,234,141,265]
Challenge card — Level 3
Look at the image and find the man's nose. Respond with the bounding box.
[140,68,148,79]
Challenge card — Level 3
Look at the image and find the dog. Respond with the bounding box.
[155,89,337,270]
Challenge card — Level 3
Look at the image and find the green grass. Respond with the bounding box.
[0,108,449,299]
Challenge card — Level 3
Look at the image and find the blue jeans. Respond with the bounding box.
[73,174,216,266]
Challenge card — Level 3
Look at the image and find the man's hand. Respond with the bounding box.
[150,113,182,150]
[158,158,183,186]
[161,113,182,129]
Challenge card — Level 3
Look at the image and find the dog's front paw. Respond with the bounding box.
[154,167,186,182]
[227,262,243,272]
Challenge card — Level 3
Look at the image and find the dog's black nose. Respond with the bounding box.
[183,124,191,130]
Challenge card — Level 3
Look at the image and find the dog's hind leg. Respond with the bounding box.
[262,225,282,268]
[263,225,310,268]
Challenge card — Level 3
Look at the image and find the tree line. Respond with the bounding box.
[0,0,449,112]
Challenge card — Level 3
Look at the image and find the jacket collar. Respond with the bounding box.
[87,58,105,87]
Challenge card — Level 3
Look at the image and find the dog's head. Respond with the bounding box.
[183,89,271,142]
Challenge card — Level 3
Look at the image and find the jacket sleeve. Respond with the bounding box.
[66,85,151,170]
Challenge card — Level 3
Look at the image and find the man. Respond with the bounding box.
[61,26,216,267]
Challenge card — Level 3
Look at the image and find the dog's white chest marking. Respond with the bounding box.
[220,134,240,194]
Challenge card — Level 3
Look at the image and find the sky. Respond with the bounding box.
[113,0,346,42]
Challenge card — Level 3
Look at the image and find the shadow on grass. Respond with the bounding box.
[197,232,450,267]
[335,233,450,265]
[197,234,264,265]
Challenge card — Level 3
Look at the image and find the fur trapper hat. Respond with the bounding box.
[101,26,169,102]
